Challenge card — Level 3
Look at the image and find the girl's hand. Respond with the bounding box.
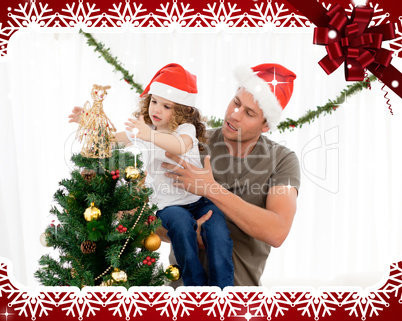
[68,106,83,123]
[125,115,152,142]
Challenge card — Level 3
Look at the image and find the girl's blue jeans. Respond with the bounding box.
[157,197,234,288]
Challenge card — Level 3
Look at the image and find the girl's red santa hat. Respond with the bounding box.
[234,63,296,131]
[141,63,197,108]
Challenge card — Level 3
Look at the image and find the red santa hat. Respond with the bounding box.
[140,63,197,107]
[234,63,296,130]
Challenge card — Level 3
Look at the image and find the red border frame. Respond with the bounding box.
[1,1,402,320]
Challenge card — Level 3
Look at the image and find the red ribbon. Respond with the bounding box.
[286,0,402,99]
[313,5,394,81]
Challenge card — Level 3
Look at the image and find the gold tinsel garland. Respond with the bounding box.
[94,203,148,282]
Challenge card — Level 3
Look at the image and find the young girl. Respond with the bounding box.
[69,63,234,288]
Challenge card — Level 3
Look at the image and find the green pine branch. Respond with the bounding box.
[207,115,224,128]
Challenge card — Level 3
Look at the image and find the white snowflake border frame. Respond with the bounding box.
[1,0,402,320]
[1,0,402,57]
[1,257,402,320]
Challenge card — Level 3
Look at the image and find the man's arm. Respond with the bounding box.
[206,183,297,247]
[163,153,297,247]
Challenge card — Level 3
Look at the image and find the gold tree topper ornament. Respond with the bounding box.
[76,84,117,158]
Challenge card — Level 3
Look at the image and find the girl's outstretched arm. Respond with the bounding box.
[125,116,193,155]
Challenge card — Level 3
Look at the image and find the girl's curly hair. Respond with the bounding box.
[134,94,207,151]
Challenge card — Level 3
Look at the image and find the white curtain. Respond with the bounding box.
[1,28,401,288]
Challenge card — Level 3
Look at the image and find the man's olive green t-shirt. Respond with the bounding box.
[170,127,300,286]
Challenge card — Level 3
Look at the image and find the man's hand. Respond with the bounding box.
[155,210,213,250]
[68,106,83,123]
[162,153,219,198]
[125,115,152,142]
[196,210,212,250]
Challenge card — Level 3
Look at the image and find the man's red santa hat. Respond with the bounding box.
[234,63,296,130]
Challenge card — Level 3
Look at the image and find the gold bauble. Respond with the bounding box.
[100,279,114,286]
[144,232,161,251]
[111,268,127,282]
[39,232,51,247]
[125,166,140,180]
[165,265,182,281]
[84,202,101,221]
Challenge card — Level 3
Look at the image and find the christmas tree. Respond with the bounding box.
[35,85,179,288]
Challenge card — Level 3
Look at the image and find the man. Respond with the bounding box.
[161,63,300,286]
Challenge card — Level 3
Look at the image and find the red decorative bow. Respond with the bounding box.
[313,5,394,81]
[286,0,402,99]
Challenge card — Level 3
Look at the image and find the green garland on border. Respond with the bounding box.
[79,29,143,94]
[79,30,377,132]
[277,75,377,132]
